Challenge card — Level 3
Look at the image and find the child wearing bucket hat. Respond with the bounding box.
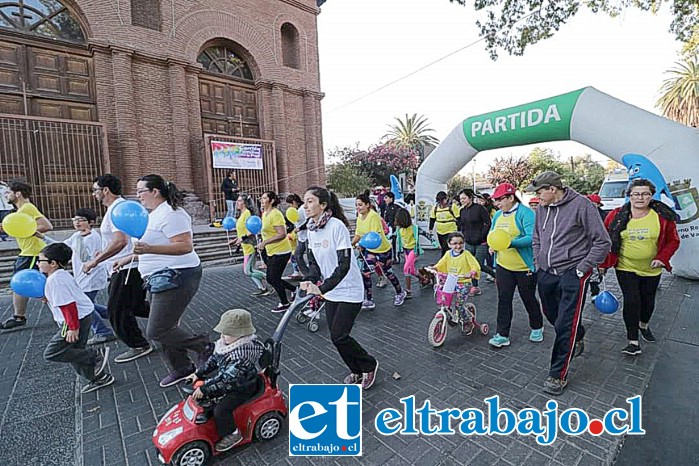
[185,309,264,452]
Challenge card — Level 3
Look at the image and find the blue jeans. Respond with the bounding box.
[225,200,237,219]
[85,290,114,337]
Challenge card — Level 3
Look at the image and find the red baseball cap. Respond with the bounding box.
[587,194,602,204]
[528,197,540,204]
[492,183,516,200]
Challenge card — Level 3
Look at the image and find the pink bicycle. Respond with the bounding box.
[425,268,489,347]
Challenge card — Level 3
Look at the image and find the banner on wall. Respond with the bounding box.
[211,141,263,170]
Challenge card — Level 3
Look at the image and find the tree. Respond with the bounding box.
[562,154,606,194]
[383,114,440,151]
[448,1,698,59]
[486,154,533,188]
[447,174,474,200]
[528,147,566,175]
[656,58,699,128]
[326,162,371,197]
[349,143,421,186]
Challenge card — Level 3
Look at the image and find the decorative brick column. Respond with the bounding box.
[110,47,141,190]
[185,66,206,200]
[167,59,194,191]
[271,84,289,192]
[303,90,323,187]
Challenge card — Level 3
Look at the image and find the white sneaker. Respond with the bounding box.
[361,299,375,310]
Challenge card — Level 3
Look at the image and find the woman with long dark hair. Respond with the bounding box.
[301,186,379,390]
[600,178,680,356]
[114,174,212,388]
[232,194,270,297]
[352,191,406,310]
[256,191,295,312]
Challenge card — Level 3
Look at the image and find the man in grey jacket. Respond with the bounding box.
[527,171,611,396]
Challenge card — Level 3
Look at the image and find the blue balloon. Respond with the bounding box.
[221,217,235,231]
[359,231,382,250]
[246,215,262,235]
[10,269,46,298]
[111,200,149,239]
[595,291,619,314]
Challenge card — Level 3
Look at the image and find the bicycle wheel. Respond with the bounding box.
[427,315,447,347]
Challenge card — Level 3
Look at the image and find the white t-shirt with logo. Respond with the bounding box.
[137,201,200,278]
[307,217,363,303]
[65,230,109,292]
[100,197,136,274]
[45,269,95,326]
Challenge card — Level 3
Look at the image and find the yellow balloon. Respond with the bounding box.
[286,207,299,223]
[487,229,511,252]
[1,212,37,238]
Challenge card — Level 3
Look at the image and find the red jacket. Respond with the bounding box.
[600,207,680,271]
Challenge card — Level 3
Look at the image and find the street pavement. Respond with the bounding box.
[0,250,695,466]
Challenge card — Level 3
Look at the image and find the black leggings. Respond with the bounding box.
[325,301,377,374]
[437,233,450,257]
[212,385,259,437]
[615,270,661,341]
[266,252,295,304]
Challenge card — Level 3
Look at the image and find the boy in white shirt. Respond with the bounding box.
[39,243,115,394]
[65,208,115,345]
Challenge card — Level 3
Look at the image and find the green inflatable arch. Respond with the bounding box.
[415,87,699,279]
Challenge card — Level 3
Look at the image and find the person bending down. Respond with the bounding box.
[185,309,264,452]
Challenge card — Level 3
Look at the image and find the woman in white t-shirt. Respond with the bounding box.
[114,175,212,388]
[300,186,379,390]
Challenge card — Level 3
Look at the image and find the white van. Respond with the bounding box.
[598,170,629,213]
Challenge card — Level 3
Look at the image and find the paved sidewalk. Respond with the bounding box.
[0,251,693,466]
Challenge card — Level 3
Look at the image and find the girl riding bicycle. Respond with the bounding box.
[432,232,481,320]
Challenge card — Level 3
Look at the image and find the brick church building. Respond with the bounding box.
[0,0,325,225]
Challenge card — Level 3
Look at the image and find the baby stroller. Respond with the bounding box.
[425,268,489,347]
[295,294,325,333]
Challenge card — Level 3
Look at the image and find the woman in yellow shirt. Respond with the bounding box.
[429,191,460,256]
[352,192,406,310]
[256,191,295,313]
[232,194,270,297]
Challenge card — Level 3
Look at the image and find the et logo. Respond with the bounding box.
[288,384,362,456]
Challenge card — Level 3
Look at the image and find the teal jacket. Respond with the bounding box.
[490,204,536,272]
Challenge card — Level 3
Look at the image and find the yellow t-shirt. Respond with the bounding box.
[236,209,255,256]
[355,209,391,254]
[493,213,529,272]
[430,204,459,235]
[617,210,661,276]
[17,202,46,257]
[434,250,481,284]
[262,208,292,256]
[399,226,416,250]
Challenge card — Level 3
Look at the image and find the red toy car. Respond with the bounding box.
[153,291,312,466]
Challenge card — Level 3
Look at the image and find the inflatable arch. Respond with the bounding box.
[415,87,699,279]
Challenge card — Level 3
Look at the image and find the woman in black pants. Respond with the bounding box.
[256,191,295,313]
[301,186,379,390]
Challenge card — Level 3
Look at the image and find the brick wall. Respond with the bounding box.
[72,0,324,201]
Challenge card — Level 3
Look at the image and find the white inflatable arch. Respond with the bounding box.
[416,87,699,279]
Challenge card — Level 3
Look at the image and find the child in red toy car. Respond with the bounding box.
[184,309,264,452]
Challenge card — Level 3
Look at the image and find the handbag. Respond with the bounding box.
[144,268,181,294]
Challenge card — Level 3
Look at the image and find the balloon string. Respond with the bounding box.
[124,256,135,285]
[226,230,232,256]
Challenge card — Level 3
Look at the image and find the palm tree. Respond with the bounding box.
[383,113,440,151]
[656,59,699,128]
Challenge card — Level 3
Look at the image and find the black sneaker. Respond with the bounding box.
[250,288,268,297]
[1,315,27,330]
[621,343,642,356]
[114,346,153,363]
[215,430,243,452]
[543,376,567,396]
[639,327,656,342]
[573,339,585,358]
[81,373,115,394]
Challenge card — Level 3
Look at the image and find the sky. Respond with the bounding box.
[316,0,683,173]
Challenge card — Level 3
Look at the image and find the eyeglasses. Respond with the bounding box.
[36,259,51,263]
[449,241,464,246]
[630,192,652,198]
[71,217,88,222]
[136,188,151,195]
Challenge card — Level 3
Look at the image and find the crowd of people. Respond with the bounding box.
[0,168,680,449]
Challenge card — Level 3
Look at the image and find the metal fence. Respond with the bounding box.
[204,134,277,220]
[0,114,109,229]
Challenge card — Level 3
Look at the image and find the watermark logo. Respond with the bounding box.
[375,395,644,445]
[289,384,362,456]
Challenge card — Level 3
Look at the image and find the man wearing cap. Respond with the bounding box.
[526,171,611,395]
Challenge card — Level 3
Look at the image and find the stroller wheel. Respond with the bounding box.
[307,321,319,332]
[427,316,447,347]
[480,323,489,335]
[296,312,308,324]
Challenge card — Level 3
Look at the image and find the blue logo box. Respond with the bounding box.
[288,384,362,456]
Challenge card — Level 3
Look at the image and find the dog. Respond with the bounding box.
[417,267,436,288]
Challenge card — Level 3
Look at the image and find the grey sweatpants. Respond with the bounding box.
[44,315,97,382]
